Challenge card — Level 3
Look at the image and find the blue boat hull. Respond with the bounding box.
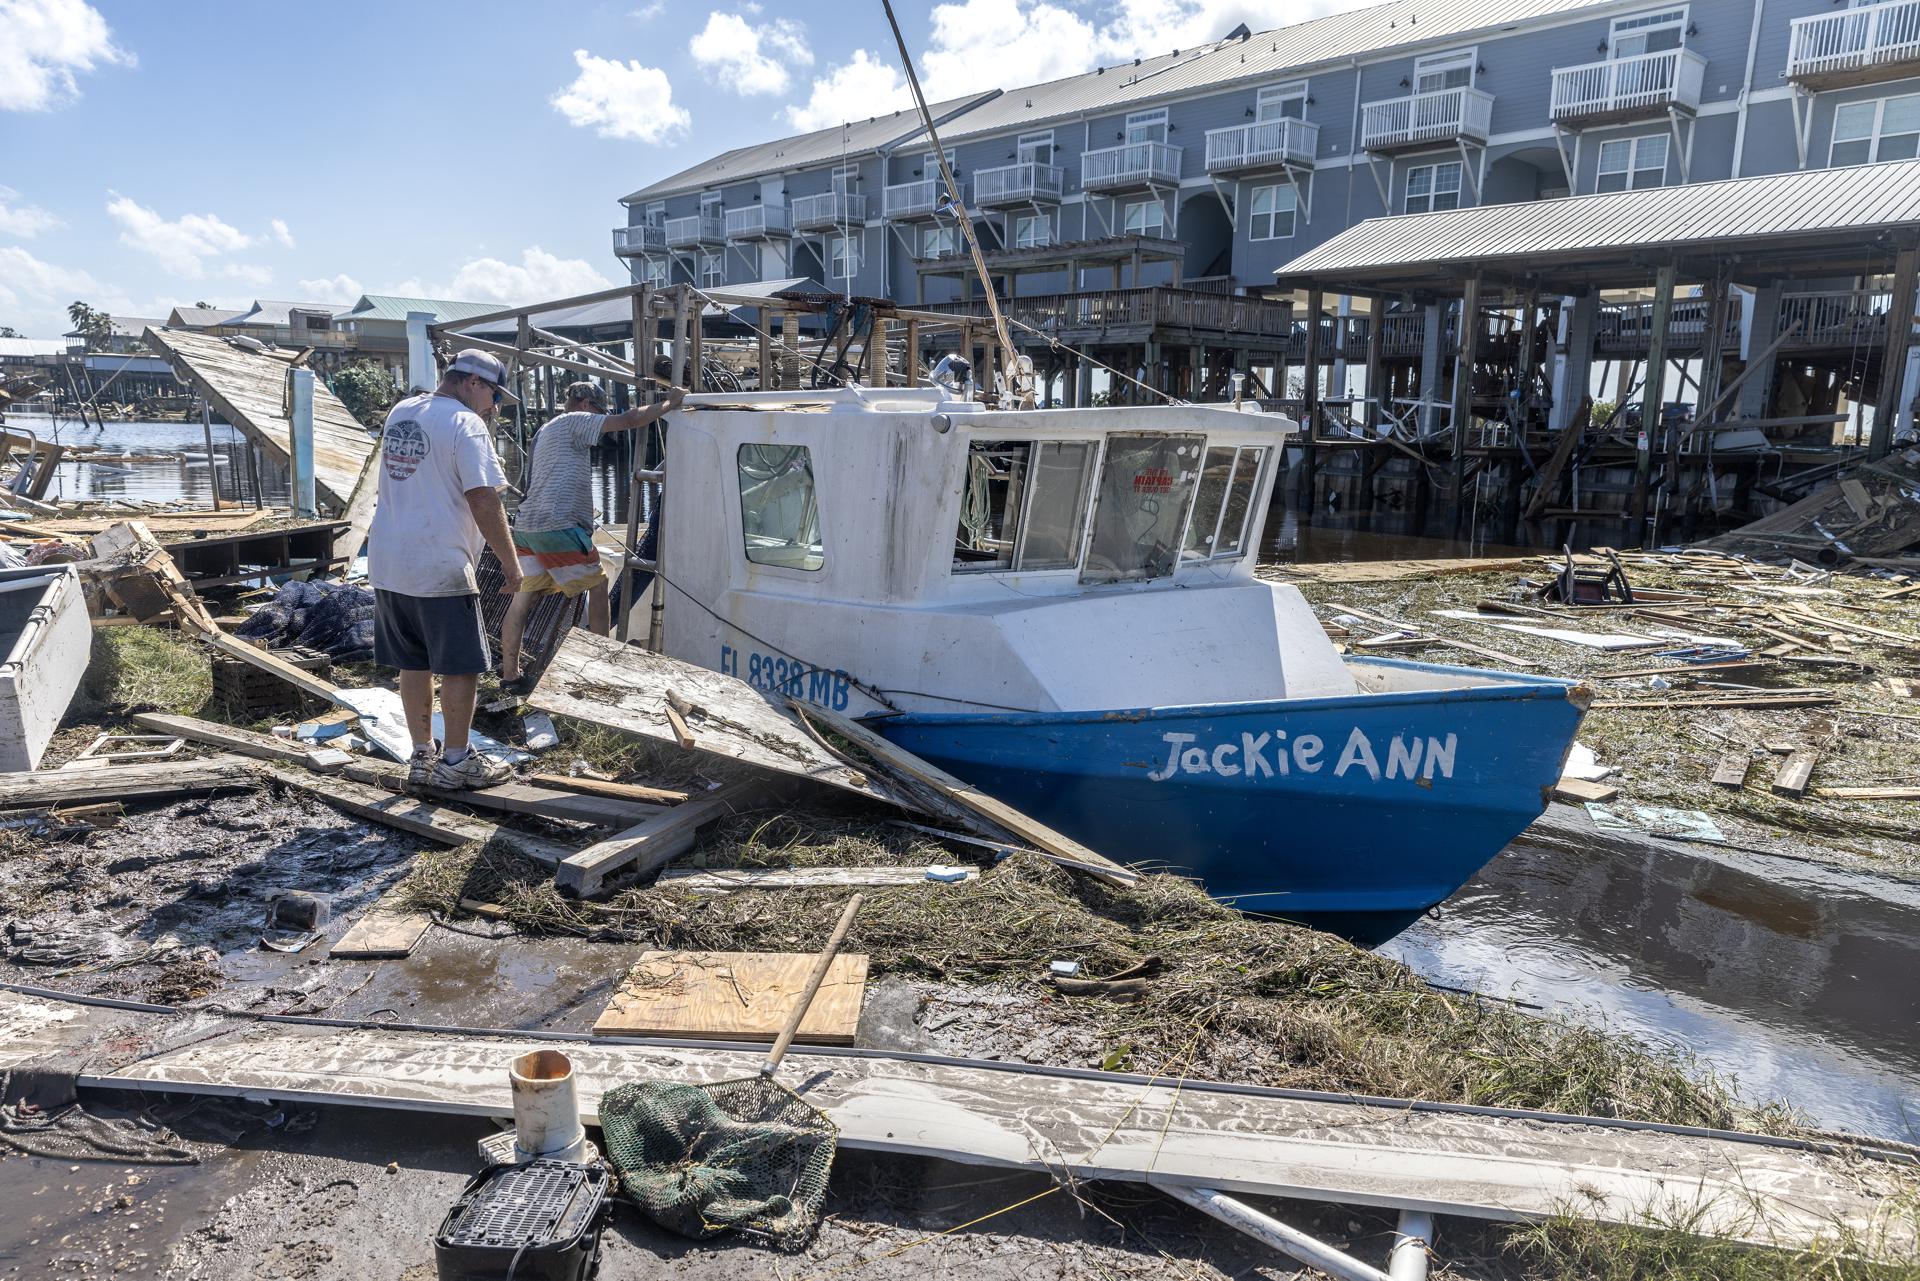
[871,658,1588,944]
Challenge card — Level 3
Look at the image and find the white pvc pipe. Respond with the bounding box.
[508,1049,592,1163]
[288,368,316,518]
[1165,1185,1393,1281]
[1389,1208,1434,1281]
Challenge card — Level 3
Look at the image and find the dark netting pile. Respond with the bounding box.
[234,579,376,662]
[598,1076,837,1251]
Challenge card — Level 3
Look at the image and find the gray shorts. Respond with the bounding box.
[373,590,491,675]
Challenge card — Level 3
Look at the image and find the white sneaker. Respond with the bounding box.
[429,749,512,791]
[406,741,441,787]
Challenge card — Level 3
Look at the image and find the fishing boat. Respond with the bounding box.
[654,381,1589,942]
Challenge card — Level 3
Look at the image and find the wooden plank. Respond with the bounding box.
[797,702,1139,887]
[555,781,762,896]
[0,754,256,809]
[1326,602,1538,668]
[329,910,432,960]
[261,766,575,865]
[1771,748,1819,798]
[1710,754,1751,789]
[529,773,691,805]
[528,630,892,802]
[130,712,349,773]
[591,949,868,1042]
[1552,777,1619,804]
[1811,786,1920,800]
[333,452,380,566]
[10,509,270,537]
[336,762,661,827]
[658,864,978,893]
[20,992,1905,1253]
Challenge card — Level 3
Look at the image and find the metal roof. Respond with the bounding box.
[0,338,68,359]
[220,300,347,326]
[331,295,503,325]
[166,306,248,328]
[1275,161,1920,288]
[454,279,831,339]
[620,92,998,204]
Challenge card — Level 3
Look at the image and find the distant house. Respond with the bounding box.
[164,305,249,331]
[63,316,165,355]
[329,295,503,383]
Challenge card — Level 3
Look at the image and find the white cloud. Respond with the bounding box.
[0,0,133,112]
[0,245,102,311]
[784,49,913,132]
[105,192,256,278]
[629,1,665,18]
[550,49,690,143]
[690,12,812,96]
[297,273,364,304]
[0,186,62,237]
[219,263,273,287]
[920,0,1097,99]
[446,247,611,304]
[270,218,295,248]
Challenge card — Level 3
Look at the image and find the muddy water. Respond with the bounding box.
[4,414,291,509]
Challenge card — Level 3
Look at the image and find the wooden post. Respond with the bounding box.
[1871,242,1919,459]
[670,288,690,387]
[780,312,801,388]
[1449,274,1482,538]
[200,398,222,511]
[1300,285,1324,523]
[875,317,894,386]
[1634,262,1677,535]
[903,319,920,387]
[687,301,705,393]
[1673,271,1732,542]
[1362,298,1385,433]
[756,311,772,391]
[1515,283,1541,419]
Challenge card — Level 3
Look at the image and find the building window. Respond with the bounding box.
[1248,184,1297,239]
[1123,199,1166,236]
[1414,49,1475,93]
[1609,7,1686,57]
[1124,108,1169,145]
[1013,213,1051,248]
[701,193,722,216]
[1832,93,1920,165]
[644,202,666,227]
[923,224,957,257]
[738,444,824,572]
[1596,134,1669,190]
[829,233,861,279]
[644,258,668,287]
[700,252,723,287]
[1405,161,1463,213]
[1016,130,1054,164]
[831,164,859,196]
[1255,82,1306,122]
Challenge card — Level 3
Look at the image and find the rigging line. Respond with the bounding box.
[995,310,1187,406]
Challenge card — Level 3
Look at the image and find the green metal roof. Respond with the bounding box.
[332,295,504,324]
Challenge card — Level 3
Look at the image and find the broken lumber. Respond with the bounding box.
[1552,777,1619,804]
[329,907,433,960]
[260,766,574,865]
[336,761,662,827]
[795,701,1139,888]
[1328,602,1537,668]
[529,773,691,805]
[1811,786,1920,800]
[1710,754,1752,789]
[0,754,256,809]
[554,780,765,896]
[1771,748,1819,798]
[130,712,350,773]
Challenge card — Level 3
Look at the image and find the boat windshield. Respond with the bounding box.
[952,439,1097,573]
[1181,445,1269,562]
[737,444,825,571]
[1081,433,1203,583]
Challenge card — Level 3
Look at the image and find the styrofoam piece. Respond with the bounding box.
[334,687,533,765]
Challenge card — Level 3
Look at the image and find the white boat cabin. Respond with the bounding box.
[661,386,1359,717]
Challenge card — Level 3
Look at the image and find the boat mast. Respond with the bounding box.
[879,0,1033,409]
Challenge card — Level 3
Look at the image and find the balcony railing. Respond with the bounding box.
[1595,295,1743,352]
[883,179,946,220]
[1360,87,1494,152]
[1081,141,1183,192]
[1203,119,1319,174]
[1789,0,1920,84]
[613,224,665,255]
[1549,48,1705,123]
[922,286,1292,340]
[1777,289,1920,348]
[972,162,1066,207]
[724,204,791,239]
[791,192,868,230]
[664,214,725,247]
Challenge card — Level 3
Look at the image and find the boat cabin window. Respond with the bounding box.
[1081,433,1203,583]
[952,439,1096,572]
[737,444,825,571]
[1182,445,1269,561]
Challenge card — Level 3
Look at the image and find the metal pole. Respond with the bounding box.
[1450,274,1483,539]
[289,368,317,518]
[1300,285,1325,524]
[616,287,652,645]
[1388,1209,1434,1281]
[1165,1186,1393,1281]
[200,398,222,511]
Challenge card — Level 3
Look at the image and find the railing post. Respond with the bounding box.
[1872,243,1919,458]
[1633,261,1677,535]
[1449,275,1482,538]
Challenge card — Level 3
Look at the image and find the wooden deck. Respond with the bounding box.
[144,327,375,512]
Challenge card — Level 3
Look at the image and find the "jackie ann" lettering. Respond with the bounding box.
[1146,727,1456,783]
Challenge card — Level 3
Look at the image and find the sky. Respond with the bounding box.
[0,0,1358,338]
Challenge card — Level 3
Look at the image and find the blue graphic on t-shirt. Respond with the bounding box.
[384,419,430,480]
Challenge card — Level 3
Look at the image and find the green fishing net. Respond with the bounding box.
[598,1076,838,1251]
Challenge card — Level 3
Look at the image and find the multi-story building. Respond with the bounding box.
[613,0,1920,412]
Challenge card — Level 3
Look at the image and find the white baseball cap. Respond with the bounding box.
[447,349,520,403]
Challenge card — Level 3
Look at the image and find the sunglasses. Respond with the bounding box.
[467,374,504,405]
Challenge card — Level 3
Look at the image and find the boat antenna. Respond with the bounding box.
[878,0,1033,408]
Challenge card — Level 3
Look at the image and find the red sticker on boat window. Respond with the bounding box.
[1132,467,1172,494]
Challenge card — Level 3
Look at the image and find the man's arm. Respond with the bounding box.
[598,386,686,437]
[465,487,522,595]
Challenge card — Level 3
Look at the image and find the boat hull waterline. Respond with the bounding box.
[871,659,1589,944]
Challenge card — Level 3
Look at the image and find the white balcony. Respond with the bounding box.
[884,178,947,220]
[791,192,868,231]
[724,204,791,239]
[1360,87,1494,153]
[1203,120,1319,174]
[1789,0,1920,87]
[1549,48,1706,125]
[664,214,725,248]
[1081,141,1184,193]
[612,224,665,256]
[972,162,1066,207]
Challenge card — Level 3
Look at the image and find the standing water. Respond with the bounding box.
[7,415,293,509]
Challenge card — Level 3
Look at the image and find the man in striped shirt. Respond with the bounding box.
[500,380,684,694]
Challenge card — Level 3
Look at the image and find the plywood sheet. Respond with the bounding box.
[329,911,432,959]
[592,950,868,1043]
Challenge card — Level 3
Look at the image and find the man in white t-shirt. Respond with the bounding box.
[367,349,523,789]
